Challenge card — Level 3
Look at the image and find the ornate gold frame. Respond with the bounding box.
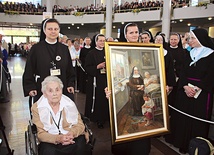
[105,42,169,144]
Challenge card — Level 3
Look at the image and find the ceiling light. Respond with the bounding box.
[179,19,183,22]
[72,23,74,26]
[187,23,191,26]
[77,27,79,29]
[68,27,70,29]
[143,21,147,24]
[30,23,33,25]
[121,22,124,24]
[113,26,116,28]
[208,17,212,20]
[81,23,84,26]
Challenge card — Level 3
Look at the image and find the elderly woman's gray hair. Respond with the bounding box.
[41,76,63,93]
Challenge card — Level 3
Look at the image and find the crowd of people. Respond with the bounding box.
[0,0,213,154]
[0,1,45,13]
[105,23,214,155]
[24,18,214,155]
[0,0,192,15]
[0,12,213,154]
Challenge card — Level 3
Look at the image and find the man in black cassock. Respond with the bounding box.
[22,18,75,102]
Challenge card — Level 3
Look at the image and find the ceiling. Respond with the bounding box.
[58,17,214,33]
[0,17,213,35]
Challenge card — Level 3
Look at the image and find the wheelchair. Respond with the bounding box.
[25,97,95,155]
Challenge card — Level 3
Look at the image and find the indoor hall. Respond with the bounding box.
[0,56,186,155]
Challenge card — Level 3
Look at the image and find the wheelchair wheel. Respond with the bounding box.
[25,130,31,155]
[25,124,38,155]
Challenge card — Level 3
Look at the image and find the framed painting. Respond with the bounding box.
[142,51,155,69]
[105,42,169,144]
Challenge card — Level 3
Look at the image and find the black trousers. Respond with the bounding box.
[38,135,87,155]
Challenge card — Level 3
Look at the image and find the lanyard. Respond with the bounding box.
[50,111,62,135]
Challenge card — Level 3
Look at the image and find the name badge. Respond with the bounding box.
[50,68,61,76]
[100,68,106,74]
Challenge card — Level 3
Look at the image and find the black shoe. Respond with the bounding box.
[97,122,104,129]
[179,148,187,154]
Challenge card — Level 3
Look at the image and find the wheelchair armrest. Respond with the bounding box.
[80,113,90,125]
[29,120,37,134]
[80,113,96,147]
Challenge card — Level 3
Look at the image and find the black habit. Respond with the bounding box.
[84,47,109,123]
[22,40,75,101]
[166,46,187,105]
[79,46,92,93]
[164,50,176,87]
[164,46,187,144]
[172,51,214,151]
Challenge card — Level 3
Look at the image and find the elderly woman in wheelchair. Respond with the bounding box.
[31,76,88,155]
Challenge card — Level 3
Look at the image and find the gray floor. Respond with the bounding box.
[0,56,182,155]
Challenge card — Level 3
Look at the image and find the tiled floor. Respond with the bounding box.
[0,56,183,155]
[0,56,30,155]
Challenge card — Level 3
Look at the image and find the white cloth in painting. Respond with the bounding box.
[142,99,155,115]
[144,75,160,93]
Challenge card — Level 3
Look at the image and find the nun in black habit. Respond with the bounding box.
[84,34,109,129]
[171,28,214,153]
[154,34,176,90]
[79,37,92,93]
[22,18,75,102]
[111,23,151,155]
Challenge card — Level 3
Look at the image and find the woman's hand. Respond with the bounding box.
[137,85,144,90]
[59,133,75,145]
[183,85,197,98]
[29,90,37,97]
[67,87,74,94]
[166,86,173,94]
[97,62,105,69]
[104,87,111,99]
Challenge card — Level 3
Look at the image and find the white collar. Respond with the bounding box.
[45,39,57,44]
[189,46,213,66]
[37,95,78,131]
[170,45,178,49]
[132,74,140,78]
[95,47,103,50]
[85,45,91,49]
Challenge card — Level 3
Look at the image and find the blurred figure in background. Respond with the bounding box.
[141,30,154,43]
[79,37,92,93]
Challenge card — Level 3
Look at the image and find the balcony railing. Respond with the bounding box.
[2,1,214,16]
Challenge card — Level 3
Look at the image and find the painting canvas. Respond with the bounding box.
[105,42,169,144]
[142,51,155,69]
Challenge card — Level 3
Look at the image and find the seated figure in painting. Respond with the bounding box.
[127,66,144,116]
[142,93,155,126]
[144,71,160,94]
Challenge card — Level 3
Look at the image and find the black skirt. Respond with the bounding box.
[38,135,87,155]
